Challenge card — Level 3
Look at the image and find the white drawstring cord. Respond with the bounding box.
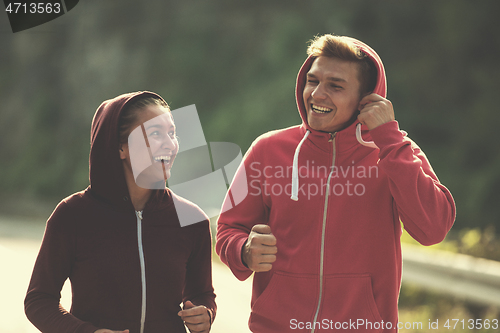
[356,123,378,149]
[291,125,375,201]
[291,130,310,201]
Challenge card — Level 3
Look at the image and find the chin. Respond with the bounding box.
[309,121,334,133]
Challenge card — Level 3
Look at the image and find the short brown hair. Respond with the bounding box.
[307,34,377,96]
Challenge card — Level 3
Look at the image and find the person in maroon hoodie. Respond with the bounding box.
[25,91,216,333]
[217,34,455,332]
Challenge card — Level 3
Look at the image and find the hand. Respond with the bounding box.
[357,93,395,130]
[94,330,129,333]
[242,224,277,272]
[178,300,211,333]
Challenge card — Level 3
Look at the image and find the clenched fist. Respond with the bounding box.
[357,93,395,130]
[242,224,277,272]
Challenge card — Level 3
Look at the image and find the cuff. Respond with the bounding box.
[369,120,405,148]
[227,234,253,280]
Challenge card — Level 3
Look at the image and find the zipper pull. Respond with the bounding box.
[136,210,143,220]
[328,132,336,142]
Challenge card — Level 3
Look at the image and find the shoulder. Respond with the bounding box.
[169,191,210,228]
[50,188,88,214]
[251,125,302,147]
[56,188,108,219]
[46,188,111,230]
[246,125,303,161]
[44,190,87,234]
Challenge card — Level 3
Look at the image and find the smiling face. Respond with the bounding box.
[303,56,363,133]
[120,104,179,188]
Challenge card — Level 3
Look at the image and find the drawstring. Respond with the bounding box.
[291,130,310,201]
[291,124,377,201]
[356,123,378,149]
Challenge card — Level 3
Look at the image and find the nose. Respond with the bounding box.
[311,83,327,100]
[162,133,178,152]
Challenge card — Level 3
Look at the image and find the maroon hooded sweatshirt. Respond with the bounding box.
[25,91,216,333]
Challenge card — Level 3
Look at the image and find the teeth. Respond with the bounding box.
[311,104,333,113]
[154,156,171,162]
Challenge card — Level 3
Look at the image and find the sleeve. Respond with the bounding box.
[24,201,100,333]
[370,121,456,246]
[215,144,270,280]
[183,220,217,324]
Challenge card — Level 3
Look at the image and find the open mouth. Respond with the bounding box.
[311,104,333,114]
[154,155,175,181]
[154,155,172,163]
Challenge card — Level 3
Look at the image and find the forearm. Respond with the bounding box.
[215,147,268,279]
[216,226,251,279]
[184,222,217,319]
[25,293,98,333]
[371,121,456,244]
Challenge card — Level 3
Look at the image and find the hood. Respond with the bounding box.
[295,37,387,135]
[290,37,387,201]
[89,91,167,210]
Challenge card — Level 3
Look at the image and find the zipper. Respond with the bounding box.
[136,210,147,333]
[311,134,336,333]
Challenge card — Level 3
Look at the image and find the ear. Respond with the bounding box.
[119,144,127,160]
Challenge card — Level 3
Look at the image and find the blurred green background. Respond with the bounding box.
[1,0,499,233]
[1,0,499,329]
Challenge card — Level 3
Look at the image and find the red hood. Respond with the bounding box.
[295,37,387,134]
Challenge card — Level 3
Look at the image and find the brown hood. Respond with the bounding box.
[88,91,167,210]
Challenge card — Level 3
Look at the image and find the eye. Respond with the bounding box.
[150,130,160,137]
[329,83,343,90]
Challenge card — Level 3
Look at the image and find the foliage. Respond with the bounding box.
[402,226,500,261]
[0,1,499,234]
[399,281,499,332]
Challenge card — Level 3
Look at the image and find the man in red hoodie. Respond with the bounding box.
[216,34,455,332]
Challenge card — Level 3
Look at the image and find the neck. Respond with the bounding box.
[123,163,153,212]
[128,184,152,212]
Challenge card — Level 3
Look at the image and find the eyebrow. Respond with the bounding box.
[307,73,347,83]
[145,124,163,130]
[145,124,175,131]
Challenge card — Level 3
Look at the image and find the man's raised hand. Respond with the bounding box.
[357,93,395,130]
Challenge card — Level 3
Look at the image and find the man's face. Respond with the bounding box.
[303,56,363,133]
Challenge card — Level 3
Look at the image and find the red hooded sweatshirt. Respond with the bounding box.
[25,91,216,333]
[216,39,455,332]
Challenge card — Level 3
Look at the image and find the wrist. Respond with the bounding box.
[241,240,249,268]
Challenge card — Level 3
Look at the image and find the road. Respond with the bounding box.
[0,216,252,333]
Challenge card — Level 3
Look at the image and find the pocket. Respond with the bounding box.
[321,273,383,330]
[250,271,319,332]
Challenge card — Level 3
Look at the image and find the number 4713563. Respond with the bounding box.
[443,319,498,330]
[5,2,62,14]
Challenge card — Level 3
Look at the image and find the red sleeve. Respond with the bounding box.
[183,220,217,323]
[370,121,456,245]
[24,201,100,333]
[216,145,269,280]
